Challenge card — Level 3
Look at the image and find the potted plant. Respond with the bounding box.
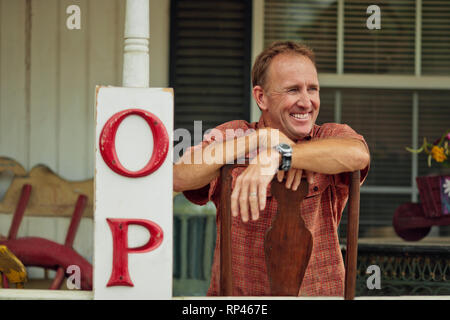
[407,130,450,217]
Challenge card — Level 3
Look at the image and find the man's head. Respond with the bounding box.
[252,41,320,141]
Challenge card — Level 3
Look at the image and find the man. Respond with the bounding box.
[173,41,370,296]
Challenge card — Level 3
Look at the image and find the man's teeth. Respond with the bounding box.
[290,113,309,119]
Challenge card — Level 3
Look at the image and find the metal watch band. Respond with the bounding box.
[275,143,292,171]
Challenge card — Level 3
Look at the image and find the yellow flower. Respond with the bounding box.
[431,146,447,162]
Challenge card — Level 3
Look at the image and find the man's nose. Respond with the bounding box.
[295,89,312,109]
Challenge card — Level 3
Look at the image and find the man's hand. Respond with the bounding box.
[231,149,280,223]
[276,168,314,191]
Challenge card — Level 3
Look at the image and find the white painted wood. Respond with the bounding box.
[149,0,170,88]
[56,216,93,262]
[250,0,263,123]
[0,289,93,300]
[116,0,126,86]
[94,87,173,300]
[55,217,70,245]
[87,0,121,179]
[123,0,150,87]
[29,0,59,172]
[58,0,88,180]
[0,0,170,181]
[16,215,28,238]
[73,218,93,263]
[0,0,27,167]
[0,213,11,237]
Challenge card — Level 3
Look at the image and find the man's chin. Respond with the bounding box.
[290,125,313,140]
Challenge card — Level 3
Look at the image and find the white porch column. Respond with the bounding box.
[123,0,150,87]
[94,0,173,299]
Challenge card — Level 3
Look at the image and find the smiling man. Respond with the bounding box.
[173,41,370,296]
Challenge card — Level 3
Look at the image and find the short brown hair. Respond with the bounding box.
[251,41,316,89]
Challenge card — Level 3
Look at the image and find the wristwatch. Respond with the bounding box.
[274,143,292,171]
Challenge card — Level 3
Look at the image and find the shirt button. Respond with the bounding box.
[313,186,318,192]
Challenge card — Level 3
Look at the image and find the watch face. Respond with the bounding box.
[278,143,292,153]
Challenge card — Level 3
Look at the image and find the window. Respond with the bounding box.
[265,0,450,238]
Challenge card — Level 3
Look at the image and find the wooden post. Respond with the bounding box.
[123,0,150,87]
[344,171,361,300]
[219,165,234,296]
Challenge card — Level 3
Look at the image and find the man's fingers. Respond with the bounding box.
[292,169,302,191]
[277,170,284,183]
[285,169,296,189]
[249,183,259,221]
[238,177,250,223]
[306,170,314,185]
[231,177,241,218]
[258,181,267,212]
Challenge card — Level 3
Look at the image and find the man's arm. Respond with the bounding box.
[173,132,256,192]
[231,137,370,222]
[173,128,295,192]
[290,137,370,174]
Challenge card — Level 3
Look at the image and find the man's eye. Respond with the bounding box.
[308,87,319,92]
[287,88,298,93]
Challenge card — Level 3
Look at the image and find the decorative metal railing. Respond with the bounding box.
[350,244,450,296]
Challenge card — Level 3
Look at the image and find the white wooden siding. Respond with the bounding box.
[0,0,170,279]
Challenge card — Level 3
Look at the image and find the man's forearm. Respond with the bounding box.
[290,138,370,174]
[173,130,261,192]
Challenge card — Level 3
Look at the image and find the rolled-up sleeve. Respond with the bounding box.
[317,123,370,188]
[182,140,221,206]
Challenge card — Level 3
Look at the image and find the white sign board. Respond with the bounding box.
[94,86,173,299]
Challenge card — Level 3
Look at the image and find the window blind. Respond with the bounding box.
[344,0,416,74]
[264,0,338,73]
[170,0,252,142]
[422,1,450,75]
[341,89,413,187]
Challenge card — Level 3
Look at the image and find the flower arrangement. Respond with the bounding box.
[406,129,450,168]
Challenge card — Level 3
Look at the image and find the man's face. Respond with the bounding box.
[260,53,320,141]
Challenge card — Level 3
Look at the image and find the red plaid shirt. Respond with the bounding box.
[183,118,369,296]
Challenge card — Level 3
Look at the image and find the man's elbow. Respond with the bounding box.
[173,180,183,193]
[353,146,370,171]
[173,164,187,192]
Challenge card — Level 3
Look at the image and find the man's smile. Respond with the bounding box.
[289,112,310,121]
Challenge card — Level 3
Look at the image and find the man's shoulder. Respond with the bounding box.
[313,123,361,138]
[213,119,256,132]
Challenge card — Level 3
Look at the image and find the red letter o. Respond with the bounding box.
[99,109,169,177]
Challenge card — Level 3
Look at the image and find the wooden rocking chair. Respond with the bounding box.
[219,164,361,299]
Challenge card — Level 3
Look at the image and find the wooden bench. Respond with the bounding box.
[0,157,93,290]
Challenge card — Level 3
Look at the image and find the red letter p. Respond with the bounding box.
[106,218,164,287]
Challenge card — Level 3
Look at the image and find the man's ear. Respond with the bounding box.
[252,85,268,111]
